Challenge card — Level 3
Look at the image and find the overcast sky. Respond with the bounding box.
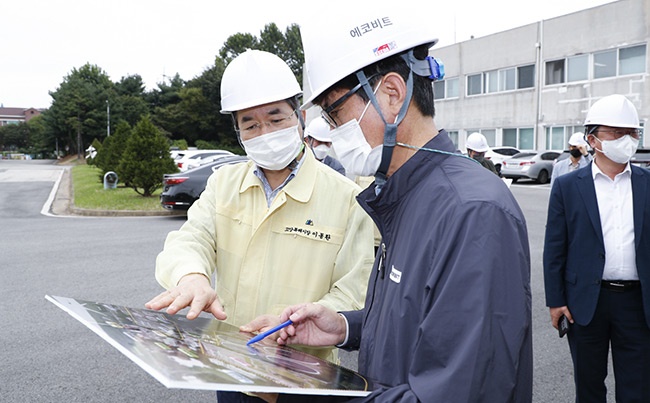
[1,0,615,109]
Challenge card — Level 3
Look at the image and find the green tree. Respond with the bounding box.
[24,116,52,158]
[95,120,131,182]
[118,116,177,197]
[43,63,115,158]
[0,123,29,150]
[113,74,150,126]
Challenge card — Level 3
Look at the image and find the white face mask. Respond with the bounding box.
[328,85,382,177]
[330,120,382,176]
[242,125,303,171]
[594,135,639,164]
[312,144,330,161]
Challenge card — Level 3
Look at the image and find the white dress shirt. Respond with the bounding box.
[592,162,638,280]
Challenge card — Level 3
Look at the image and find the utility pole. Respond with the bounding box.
[106,99,110,137]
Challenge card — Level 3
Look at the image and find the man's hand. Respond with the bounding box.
[578,144,589,156]
[240,314,283,335]
[145,273,226,320]
[276,303,347,347]
[549,306,573,329]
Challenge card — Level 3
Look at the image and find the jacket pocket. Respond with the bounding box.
[564,270,577,285]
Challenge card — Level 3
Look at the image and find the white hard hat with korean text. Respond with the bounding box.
[299,5,438,108]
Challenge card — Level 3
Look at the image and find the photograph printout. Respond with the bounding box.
[45,295,371,397]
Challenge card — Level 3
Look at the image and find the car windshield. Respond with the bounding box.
[495,148,519,156]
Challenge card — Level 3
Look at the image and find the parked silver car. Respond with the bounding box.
[501,151,561,184]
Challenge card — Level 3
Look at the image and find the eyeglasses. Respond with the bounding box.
[236,110,296,136]
[321,75,378,128]
[596,129,640,139]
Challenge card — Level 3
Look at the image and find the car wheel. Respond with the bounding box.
[537,170,549,184]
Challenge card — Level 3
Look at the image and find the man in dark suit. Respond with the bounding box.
[544,94,650,402]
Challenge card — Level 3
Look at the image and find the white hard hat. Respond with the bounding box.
[466,132,489,152]
[584,94,641,129]
[220,49,302,113]
[305,118,332,142]
[568,132,587,146]
[299,6,438,108]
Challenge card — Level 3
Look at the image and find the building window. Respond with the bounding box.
[519,128,535,150]
[517,65,535,89]
[593,49,616,79]
[504,128,534,149]
[619,44,646,75]
[503,129,518,147]
[433,81,445,99]
[545,59,565,85]
[486,70,499,93]
[567,54,588,82]
[447,130,459,149]
[433,77,459,100]
[447,77,459,98]
[482,129,496,146]
[499,68,516,91]
[546,126,569,150]
[467,74,482,96]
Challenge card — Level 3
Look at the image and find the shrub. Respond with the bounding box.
[118,116,178,197]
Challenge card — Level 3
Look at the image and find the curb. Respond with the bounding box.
[51,165,186,218]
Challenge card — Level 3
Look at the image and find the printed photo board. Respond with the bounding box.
[45,295,371,397]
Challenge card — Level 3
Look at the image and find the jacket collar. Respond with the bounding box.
[240,149,316,204]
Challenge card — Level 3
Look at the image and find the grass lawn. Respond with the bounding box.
[72,164,164,211]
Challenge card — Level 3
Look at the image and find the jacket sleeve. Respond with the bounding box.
[154,174,221,289]
[315,197,375,312]
[543,179,569,308]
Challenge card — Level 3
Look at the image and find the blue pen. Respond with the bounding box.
[246,319,293,346]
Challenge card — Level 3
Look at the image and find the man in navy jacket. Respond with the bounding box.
[544,94,650,402]
[246,5,533,402]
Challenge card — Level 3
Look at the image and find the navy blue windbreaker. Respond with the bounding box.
[344,131,533,402]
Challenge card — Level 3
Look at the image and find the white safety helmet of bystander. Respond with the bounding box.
[220,49,302,114]
[466,132,490,152]
[305,118,332,143]
[568,132,587,146]
[583,95,641,129]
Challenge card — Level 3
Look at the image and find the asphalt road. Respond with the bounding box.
[0,159,614,402]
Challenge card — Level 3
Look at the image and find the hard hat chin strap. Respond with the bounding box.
[355,50,417,192]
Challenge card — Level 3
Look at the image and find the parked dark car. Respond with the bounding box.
[161,155,248,211]
[631,148,650,168]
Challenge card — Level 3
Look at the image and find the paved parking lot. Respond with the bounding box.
[0,159,615,402]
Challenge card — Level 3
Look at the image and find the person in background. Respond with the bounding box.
[145,49,375,403]
[247,4,533,401]
[544,94,650,402]
[304,118,346,176]
[466,132,499,176]
[550,131,592,187]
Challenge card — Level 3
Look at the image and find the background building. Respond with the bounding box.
[432,0,648,151]
[0,107,41,126]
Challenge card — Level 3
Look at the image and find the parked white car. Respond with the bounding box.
[485,146,521,175]
[174,150,234,172]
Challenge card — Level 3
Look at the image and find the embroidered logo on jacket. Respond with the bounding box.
[389,265,402,284]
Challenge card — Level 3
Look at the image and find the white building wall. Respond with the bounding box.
[431,0,649,151]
